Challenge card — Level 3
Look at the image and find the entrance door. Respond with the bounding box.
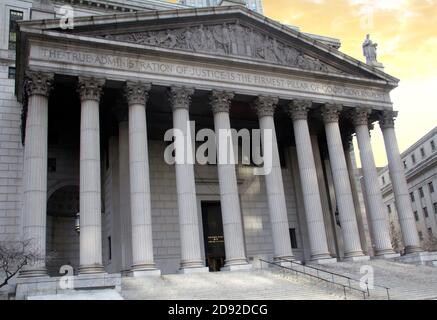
[201,202,226,272]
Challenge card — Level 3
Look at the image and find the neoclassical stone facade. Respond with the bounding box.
[0,2,432,297]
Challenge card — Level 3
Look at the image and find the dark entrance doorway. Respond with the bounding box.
[201,202,226,272]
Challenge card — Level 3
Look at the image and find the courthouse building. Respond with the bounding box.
[0,0,434,296]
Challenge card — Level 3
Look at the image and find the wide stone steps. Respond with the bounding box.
[306,259,437,300]
[121,270,350,300]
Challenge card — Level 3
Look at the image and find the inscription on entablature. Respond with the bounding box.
[35,47,388,102]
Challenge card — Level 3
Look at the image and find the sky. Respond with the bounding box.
[262,0,437,167]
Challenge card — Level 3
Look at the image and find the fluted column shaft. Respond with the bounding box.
[125,82,157,272]
[353,109,395,255]
[288,101,332,261]
[168,87,205,270]
[78,77,105,274]
[20,71,53,277]
[210,91,248,267]
[321,104,364,258]
[118,119,132,272]
[379,111,422,254]
[253,96,294,261]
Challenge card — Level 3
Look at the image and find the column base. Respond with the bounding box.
[178,267,210,274]
[78,264,105,275]
[398,251,437,265]
[18,268,48,278]
[343,255,370,262]
[312,257,338,265]
[129,269,161,277]
[404,245,424,255]
[373,252,401,260]
[221,263,253,272]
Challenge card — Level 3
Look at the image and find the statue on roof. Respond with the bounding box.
[362,34,378,65]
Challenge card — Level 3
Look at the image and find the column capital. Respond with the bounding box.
[288,100,312,120]
[210,90,234,114]
[25,71,54,98]
[321,103,343,123]
[77,77,105,102]
[168,86,195,111]
[349,107,371,126]
[379,110,398,129]
[252,96,279,118]
[125,81,151,106]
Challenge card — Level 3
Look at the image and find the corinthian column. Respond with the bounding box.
[125,82,160,276]
[321,104,368,260]
[210,90,251,271]
[168,87,208,273]
[77,77,105,274]
[114,104,132,273]
[252,96,294,263]
[288,100,335,263]
[20,71,53,277]
[379,111,422,254]
[351,108,397,257]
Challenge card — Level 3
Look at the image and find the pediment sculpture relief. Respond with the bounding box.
[102,22,343,74]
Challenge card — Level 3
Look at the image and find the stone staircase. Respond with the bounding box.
[121,270,351,300]
[308,259,437,300]
[121,259,437,300]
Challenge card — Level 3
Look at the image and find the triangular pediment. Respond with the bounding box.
[18,6,399,85]
[99,21,345,75]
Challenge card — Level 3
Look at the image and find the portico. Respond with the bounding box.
[14,6,423,293]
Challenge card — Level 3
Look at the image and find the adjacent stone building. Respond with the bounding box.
[0,0,433,298]
[377,127,437,251]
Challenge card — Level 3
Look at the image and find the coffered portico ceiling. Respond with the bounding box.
[16,6,399,109]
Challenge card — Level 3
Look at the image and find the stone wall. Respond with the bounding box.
[0,64,23,242]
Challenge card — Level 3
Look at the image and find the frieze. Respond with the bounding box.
[101,22,342,74]
[33,46,390,104]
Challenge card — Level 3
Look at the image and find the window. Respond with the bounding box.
[434,202,437,214]
[403,160,407,169]
[419,187,424,198]
[387,204,392,214]
[410,192,415,202]
[414,211,419,221]
[9,10,23,50]
[428,228,433,237]
[289,228,297,249]
[429,182,434,194]
[420,147,426,159]
[431,140,436,152]
[411,154,416,165]
[418,231,423,241]
[424,207,429,218]
[8,67,16,79]
[382,176,386,185]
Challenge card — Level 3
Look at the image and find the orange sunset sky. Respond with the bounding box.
[170,0,437,167]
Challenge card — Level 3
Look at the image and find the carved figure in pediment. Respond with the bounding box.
[283,46,299,65]
[183,27,195,51]
[157,29,177,48]
[192,25,207,52]
[232,22,247,56]
[222,24,232,55]
[245,28,256,56]
[204,28,216,51]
